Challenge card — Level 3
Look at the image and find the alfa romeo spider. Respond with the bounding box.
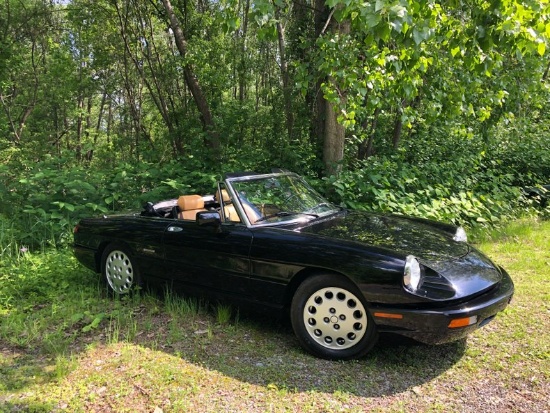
[73,170,514,359]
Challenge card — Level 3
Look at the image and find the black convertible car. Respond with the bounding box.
[74,170,514,359]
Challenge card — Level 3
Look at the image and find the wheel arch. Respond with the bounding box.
[94,239,135,273]
[283,267,360,312]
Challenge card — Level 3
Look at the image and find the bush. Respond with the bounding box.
[326,152,526,227]
[0,155,219,249]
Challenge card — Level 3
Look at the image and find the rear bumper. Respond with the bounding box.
[73,244,99,273]
[369,267,514,344]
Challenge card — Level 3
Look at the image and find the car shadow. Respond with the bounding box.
[0,292,467,407]
[107,282,470,398]
[146,308,468,398]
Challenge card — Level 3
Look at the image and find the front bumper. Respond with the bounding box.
[368,267,514,344]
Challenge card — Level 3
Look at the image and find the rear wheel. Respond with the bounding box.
[291,274,378,360]
[101,244,140,295]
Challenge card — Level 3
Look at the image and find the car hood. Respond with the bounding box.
[301,211,469,260]
[300,211,503,297]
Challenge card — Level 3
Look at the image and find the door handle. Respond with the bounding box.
[167,226,183,232]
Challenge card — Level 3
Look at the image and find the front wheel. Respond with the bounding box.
[101,244,140,295]
[291,274,378,360]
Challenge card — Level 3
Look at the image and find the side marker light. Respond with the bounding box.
[374,312,403,320]
[448,316,478,329]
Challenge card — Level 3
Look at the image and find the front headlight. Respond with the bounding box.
[453,226,468,242]
[404,255,422,292]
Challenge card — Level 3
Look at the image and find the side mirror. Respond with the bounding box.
[196,211,221,228]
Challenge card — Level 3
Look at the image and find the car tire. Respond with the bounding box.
[101,244,141,295]
[291,274,378,360]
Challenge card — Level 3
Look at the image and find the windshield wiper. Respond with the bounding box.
[256,211,319,223]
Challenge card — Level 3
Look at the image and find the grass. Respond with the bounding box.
[1,218,549,412]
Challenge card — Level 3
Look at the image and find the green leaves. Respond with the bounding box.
[314,0,550,165]
[1,154,225,248]
[81,312,107,333]
[0,0,549,242]
[52,202,76,212]
[537,42,546,56]
[325,147,530,227]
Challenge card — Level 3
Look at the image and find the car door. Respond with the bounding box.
[104,216,174,279]
[162,219,254,298]
[246,227,310,307]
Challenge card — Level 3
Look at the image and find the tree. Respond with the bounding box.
[312,0,550,169]
[161,0,220,155]
[1,0,548,178]
[0,0,55,145]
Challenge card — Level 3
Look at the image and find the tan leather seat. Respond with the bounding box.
[178,195,206,220]
[215,189,241,222]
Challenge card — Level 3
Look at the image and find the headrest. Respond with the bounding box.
[178,195,204,211]
[215,189,231,203]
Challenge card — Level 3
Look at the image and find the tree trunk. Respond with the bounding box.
[321,13,349,177]
[275,5,293,139]
[392,112,403,150]
[114,1,175,137]
[0,37,40,145]
[238,0,250,102]
[323,95,346,176]
[311,0,328,168]
[311,0,350,177]
[96,90,107,141]
[392,100,410,150]
[161,0,220,154]
[76,93,84,161]
[358,107,380,160]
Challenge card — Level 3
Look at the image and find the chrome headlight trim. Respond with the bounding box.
[404,255,422,292]
[453,226,468,243]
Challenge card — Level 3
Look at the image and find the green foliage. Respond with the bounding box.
[488,119,550,186]
[326,152,527,227]
[0,247,147,357]
[0,153,221,248]
[0,250,80,315]
[313,0,550,162]
[164,286,205,318]
[0,215,21,259]
[1,0,549,247]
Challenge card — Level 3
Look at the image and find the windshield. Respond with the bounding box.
[228,174,339,225]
